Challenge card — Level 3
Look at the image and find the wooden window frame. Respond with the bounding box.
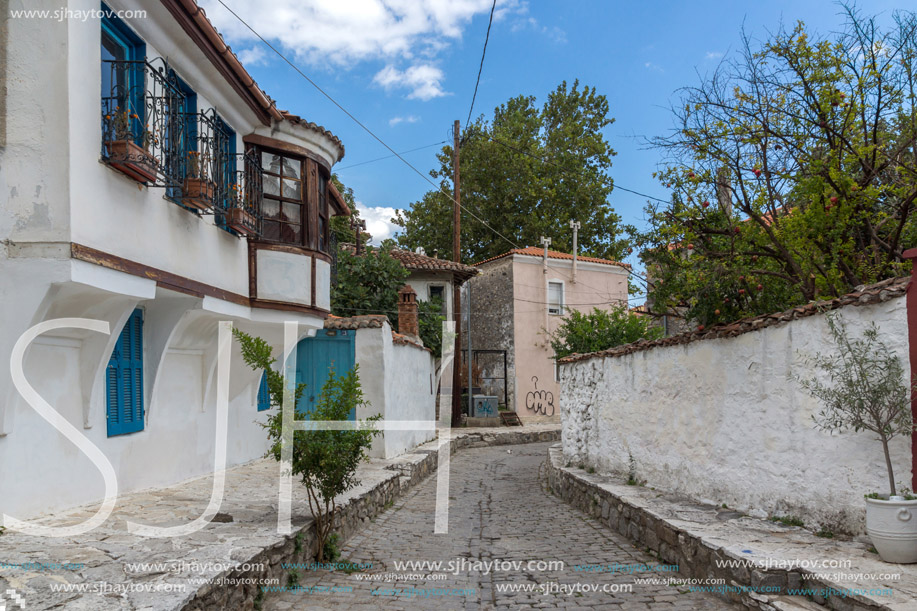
[259,147,306,247]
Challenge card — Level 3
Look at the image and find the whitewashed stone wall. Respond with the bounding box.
[560,294,912,534]
[354,321,436,458]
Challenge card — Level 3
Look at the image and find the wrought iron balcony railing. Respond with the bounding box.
[213,149,263,238]
[101,58,186,186]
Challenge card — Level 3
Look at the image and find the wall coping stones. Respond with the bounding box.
[559,276,909,364]
[545,445,917,611]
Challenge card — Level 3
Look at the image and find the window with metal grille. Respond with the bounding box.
[547,281,564,315]
[106,309,145,437]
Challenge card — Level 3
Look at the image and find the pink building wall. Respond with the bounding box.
[510,253,629,422]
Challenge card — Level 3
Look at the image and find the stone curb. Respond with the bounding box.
[544,445,898,611]
[181,426,561,610]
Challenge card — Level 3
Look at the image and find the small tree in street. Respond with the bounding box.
[548,306,663,359]
[232,328,380,560]
[795,314,915,497]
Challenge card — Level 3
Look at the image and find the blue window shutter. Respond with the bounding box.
[101,4,146,141]
[257,371,270,411]
[107,309,145,437]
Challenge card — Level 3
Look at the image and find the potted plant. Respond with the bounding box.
[104,107,158,183]
[225,183,257,236]
[182,151,215,210]
[797,313,917,563]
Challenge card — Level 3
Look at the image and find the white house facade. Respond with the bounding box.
[0,0,351,519]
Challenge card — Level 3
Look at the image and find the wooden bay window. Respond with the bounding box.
[257,148,331,252]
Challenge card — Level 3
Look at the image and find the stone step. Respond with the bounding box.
[769,595,827,610]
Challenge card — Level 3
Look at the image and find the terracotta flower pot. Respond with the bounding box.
[865,496,917,563]
[182,178,215,211]
[226,207,257,237]
[105,140,157,183]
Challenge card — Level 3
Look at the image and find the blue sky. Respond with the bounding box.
[202,0,904,264]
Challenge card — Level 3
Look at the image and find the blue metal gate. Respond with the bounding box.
[295,329,356,418]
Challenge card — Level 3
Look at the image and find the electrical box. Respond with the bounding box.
[472,395,498,418]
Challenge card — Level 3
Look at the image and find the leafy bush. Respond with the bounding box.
[232,328,381,561]
[331,242,409,327]
[418,296,445,358]
[549,306,663,359]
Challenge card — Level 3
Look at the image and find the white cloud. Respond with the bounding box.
[644,61,664,73]
[236,46,268,66]
[389,115,420,127]
[705,51,724,60]
[357,203,400,244]
[374,64,448,100]
[201,0,524,98]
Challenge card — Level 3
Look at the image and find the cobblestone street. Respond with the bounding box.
[266,442,739,610]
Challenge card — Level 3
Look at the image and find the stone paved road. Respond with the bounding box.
[266,443,740,610]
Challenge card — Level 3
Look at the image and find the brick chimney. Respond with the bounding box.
[397,285,419,338]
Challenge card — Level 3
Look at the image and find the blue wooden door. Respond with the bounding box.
[294,329,355,419]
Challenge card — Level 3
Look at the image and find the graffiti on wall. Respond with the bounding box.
[524,376,555,417]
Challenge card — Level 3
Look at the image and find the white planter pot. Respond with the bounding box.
[865,496,917,563]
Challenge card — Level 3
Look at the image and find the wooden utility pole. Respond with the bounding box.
[452,120,463,427]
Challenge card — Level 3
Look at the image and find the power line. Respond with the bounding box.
[214,0,522,253]
[335,141,447,171]
[465,0,497,129]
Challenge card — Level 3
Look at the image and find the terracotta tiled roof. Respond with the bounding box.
[340,244,479,282]
[323,316,431,352]
[474,247,631,270]
[173,0,344,160]
[277,110,346,160]
[559,276,909,364]
[392,332,431,353]
[324,315,388,330]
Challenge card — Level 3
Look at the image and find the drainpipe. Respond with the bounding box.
[569,221,580,284]
[903,248,917,491]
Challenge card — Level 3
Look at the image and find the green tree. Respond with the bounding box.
[232,328,380,561]
[331,243,409,326]
[417,296,445,358]
[638,5,917,326]
[330,174,367,246]
[394,80,627,263]
[549,306,663,359]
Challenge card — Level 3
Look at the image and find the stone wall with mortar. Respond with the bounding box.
[559,281,911,535]
[468,256,516,409]
[545,446,897,611]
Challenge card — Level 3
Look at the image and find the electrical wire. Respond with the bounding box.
[335,141,447,171]
[214,0,522,253]
[465,0,497,129]
[213,0,655,298]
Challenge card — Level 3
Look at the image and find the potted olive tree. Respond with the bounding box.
[797,313,917,563]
